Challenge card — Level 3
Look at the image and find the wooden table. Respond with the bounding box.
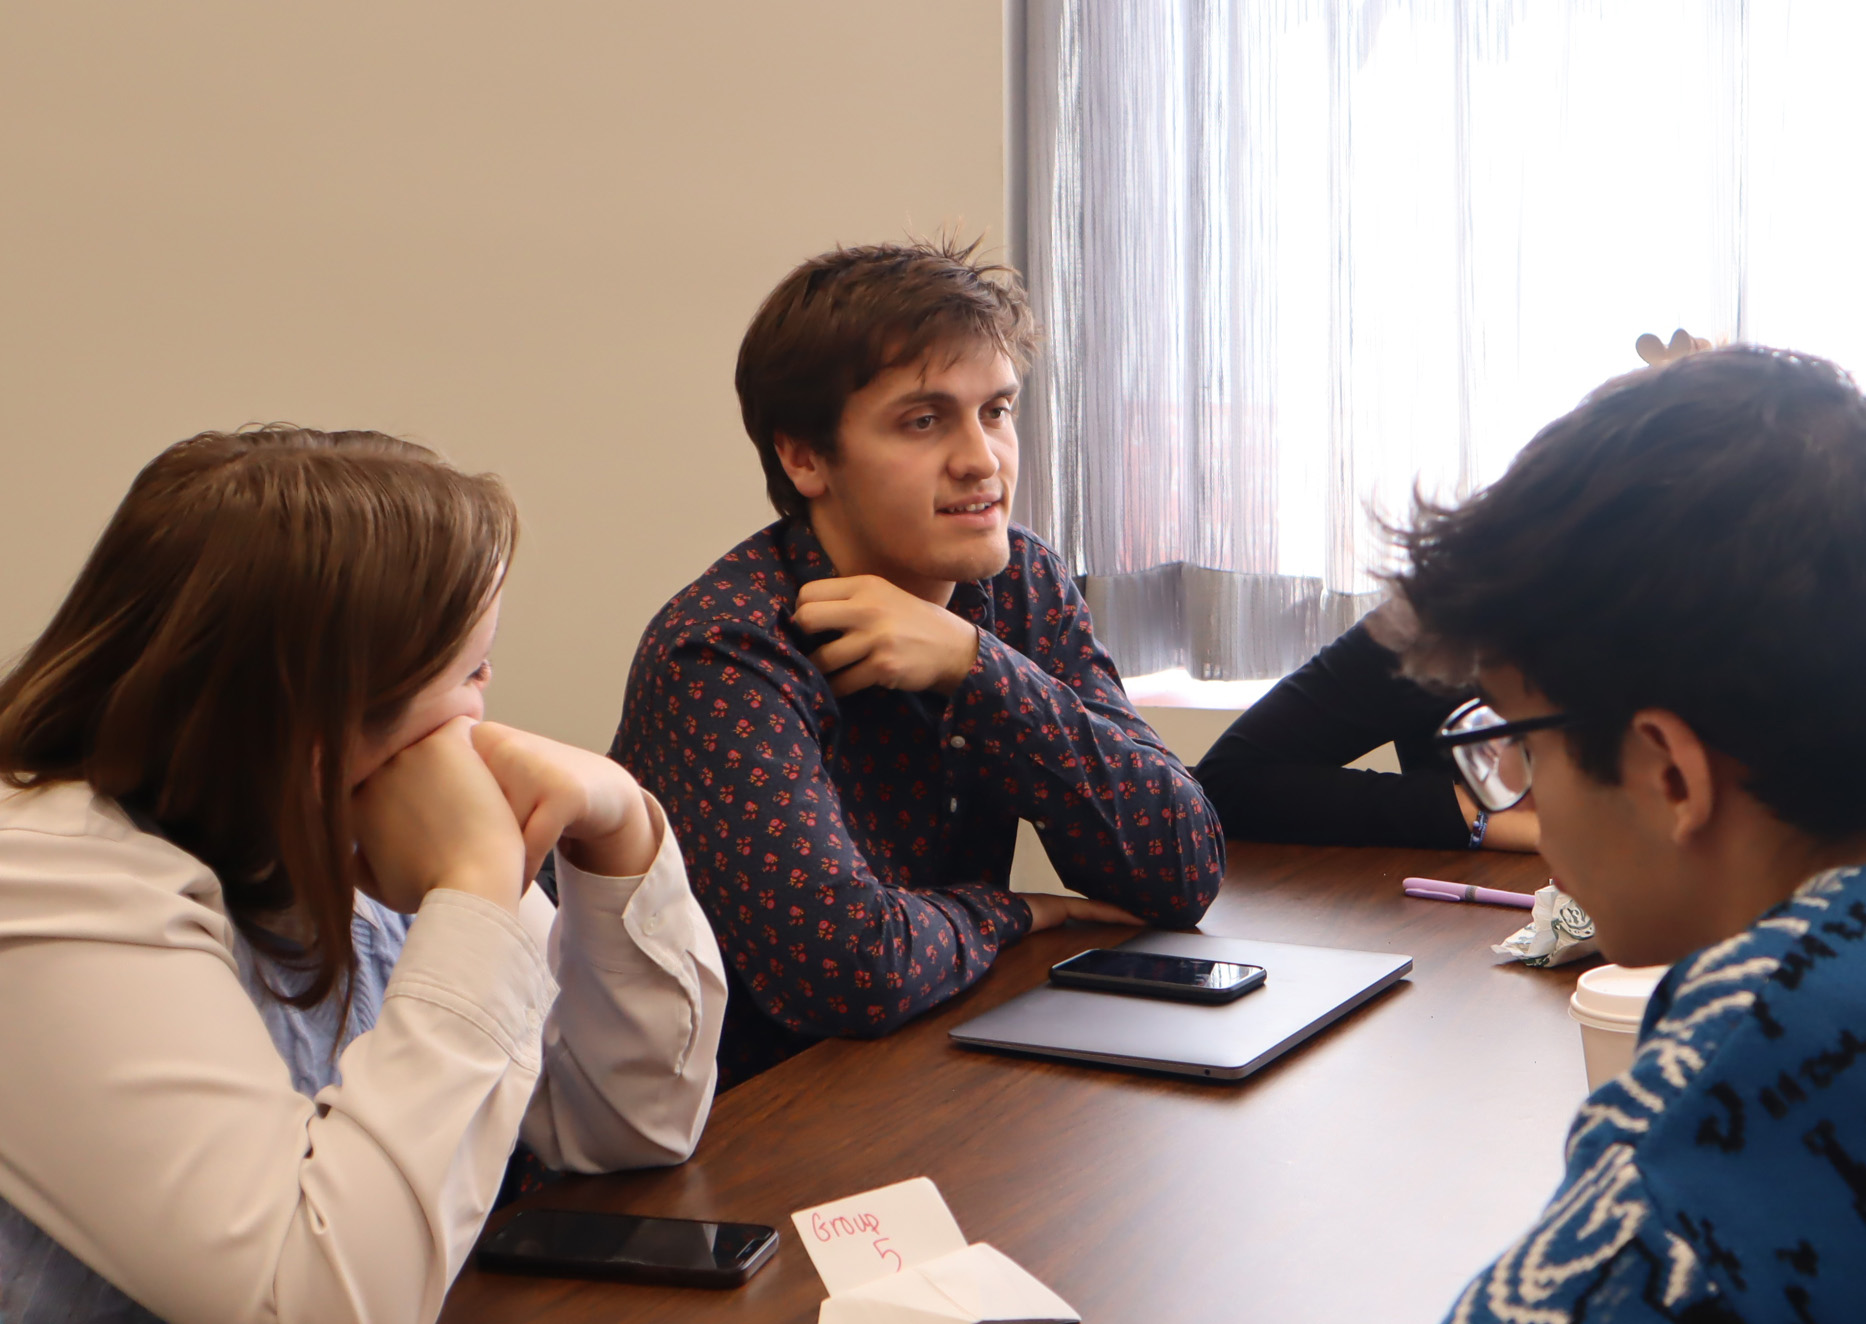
[443,844,1590,1324]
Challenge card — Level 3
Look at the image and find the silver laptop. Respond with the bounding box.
[949,931,1412,1081]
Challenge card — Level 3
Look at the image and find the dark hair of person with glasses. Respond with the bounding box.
[1391,346,1866,844]
[1380,346,1866,1323]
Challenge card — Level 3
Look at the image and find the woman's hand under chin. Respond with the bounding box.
[468,722,661,881]
[351,715,527,914]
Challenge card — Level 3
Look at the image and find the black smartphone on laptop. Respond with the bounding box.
[1050,948,1267,1003]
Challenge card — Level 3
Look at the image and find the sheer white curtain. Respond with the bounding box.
[1015,0,1866,682]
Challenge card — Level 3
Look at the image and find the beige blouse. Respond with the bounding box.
[0,780,727,1323]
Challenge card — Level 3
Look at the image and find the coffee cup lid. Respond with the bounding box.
[1570,963,1669,1025]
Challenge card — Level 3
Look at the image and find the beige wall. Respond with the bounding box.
[0,1,1005,748]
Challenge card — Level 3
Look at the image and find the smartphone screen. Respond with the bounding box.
[478,1209,778,1286]
[1050,949,1267,1000]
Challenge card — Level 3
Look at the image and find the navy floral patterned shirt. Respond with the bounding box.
[613,519,1222,1086]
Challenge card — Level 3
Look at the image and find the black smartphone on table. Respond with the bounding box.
[476,1209,779,1288]
[1049,948,1267,1003]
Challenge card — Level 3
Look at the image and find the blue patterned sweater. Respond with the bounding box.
[1448,866,1866,1324]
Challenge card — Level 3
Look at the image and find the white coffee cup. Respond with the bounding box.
[1568,963,1670,1091]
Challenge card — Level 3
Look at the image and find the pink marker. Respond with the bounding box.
[1402,877,1535,910]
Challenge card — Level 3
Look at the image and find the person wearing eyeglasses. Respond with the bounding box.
[1193,620,1540,852]
[1381,346,1866,1323]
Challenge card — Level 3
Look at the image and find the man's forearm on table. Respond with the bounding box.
[716,879,1025,1037]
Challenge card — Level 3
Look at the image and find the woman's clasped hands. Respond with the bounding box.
[352,717,658,917]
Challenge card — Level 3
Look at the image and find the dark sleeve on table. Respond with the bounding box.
[950,550,1222,925]
[612,623,1032,1041]
[1192,619,1472,849]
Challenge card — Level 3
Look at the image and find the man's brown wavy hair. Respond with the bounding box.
[0,426,517,1008]
[735,235,1038,520]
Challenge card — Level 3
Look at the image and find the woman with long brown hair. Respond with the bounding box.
[0,427,726,1323]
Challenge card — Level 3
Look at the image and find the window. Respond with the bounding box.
[1013,0,1866,684]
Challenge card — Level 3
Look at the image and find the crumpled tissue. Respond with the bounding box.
[1493,882,1598,967]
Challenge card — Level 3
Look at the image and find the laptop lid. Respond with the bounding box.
[949,931,1412,1081]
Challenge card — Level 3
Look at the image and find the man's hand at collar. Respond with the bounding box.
[795,575,982,697]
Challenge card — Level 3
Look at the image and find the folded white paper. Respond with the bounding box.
[793,1177,1079,1324]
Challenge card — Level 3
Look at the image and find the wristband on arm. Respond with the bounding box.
[1468,808,1490,850]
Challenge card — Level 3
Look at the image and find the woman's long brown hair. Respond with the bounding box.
[0,426,517,1008]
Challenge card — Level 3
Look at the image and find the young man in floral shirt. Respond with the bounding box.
[613,240,1223,1086]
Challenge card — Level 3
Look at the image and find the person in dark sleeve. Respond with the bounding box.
[612,238,1224,1089]
[1194,617,1539,851]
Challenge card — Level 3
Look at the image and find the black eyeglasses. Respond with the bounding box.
[1433,698,1574,812]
